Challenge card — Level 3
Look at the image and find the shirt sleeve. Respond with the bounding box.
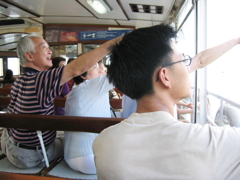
[61,83,70,97]
[35,67,64,108]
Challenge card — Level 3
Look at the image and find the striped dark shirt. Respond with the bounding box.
[7,67,64,146]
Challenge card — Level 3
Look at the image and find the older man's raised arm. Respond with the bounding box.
[60,37,121,85]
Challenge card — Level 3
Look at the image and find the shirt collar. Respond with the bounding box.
[125,111,176,124]
[22,67,39,74]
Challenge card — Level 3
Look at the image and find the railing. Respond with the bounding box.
[0,87,11,95]
[0,96,122,109]
[0,79,15,84]
[0,113,123,133]
[207,91,240,126]
[208,91,240,109]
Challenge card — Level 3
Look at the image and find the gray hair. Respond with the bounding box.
[17,34,39,66]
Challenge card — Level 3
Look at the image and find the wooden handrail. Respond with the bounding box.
[0,87,11,95]
[0,97,11,107]
[109,98,122,109]
[0,86,122,109]
[0,113,123,133]
[0,97,122,109]
[0,173,68,180]
[0,79,15,84]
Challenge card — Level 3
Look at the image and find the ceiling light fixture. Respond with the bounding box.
[86,0,111,14]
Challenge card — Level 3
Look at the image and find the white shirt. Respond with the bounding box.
[93,111,240,180]
[64,75,114,159]
[121,95,178,119]
[121,94,137,118]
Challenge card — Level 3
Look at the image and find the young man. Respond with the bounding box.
[1,34,120,168]
[93,24,240,179]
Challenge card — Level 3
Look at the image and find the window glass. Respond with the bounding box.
[8,58,20,75]
[0,58,3,76]
[206,0,240,103]
[206,0,240,123]
[50,45,77,59]
[177,0,193,29]
[82,44,100,53]
[176,6,196,122]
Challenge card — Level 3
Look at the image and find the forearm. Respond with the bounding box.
[176,101,187,106]
[68,44,108,74]
[177,109,193,114]
[177,101,193,108]
[61,37,121,85]
[189,38,240,73]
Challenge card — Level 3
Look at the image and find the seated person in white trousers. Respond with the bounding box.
[64,60,113,174]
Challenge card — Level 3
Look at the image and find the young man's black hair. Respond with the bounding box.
[107,24,176,99]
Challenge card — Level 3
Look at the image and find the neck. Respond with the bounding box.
[136,94,176,116]
[23,64,47,71]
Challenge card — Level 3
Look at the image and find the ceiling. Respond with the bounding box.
[0,0,186,52]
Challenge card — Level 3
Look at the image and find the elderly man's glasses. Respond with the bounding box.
[156,55,192,82]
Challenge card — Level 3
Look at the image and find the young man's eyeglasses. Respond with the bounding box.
[162,55,192,68]
[156,55,192,82]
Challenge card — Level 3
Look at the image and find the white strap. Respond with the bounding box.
[37,131,49,167]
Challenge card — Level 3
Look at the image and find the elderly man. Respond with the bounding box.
[1,34,119,168]
[93,24,240,179]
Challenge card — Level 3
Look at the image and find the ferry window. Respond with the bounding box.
[82,44,100,53]
[7,58,20,75]
[206,0,240,111]
[204,0,240,124]
[0,58,3,76]
[176,0,196,122]
[50,45,77,59]
[177,0,196,58]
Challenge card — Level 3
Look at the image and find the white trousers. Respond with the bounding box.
[65,154,96,174]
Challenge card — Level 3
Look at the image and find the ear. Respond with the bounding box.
[80,75,87,80]
[158,68,171,88]
[24,52,34,62]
